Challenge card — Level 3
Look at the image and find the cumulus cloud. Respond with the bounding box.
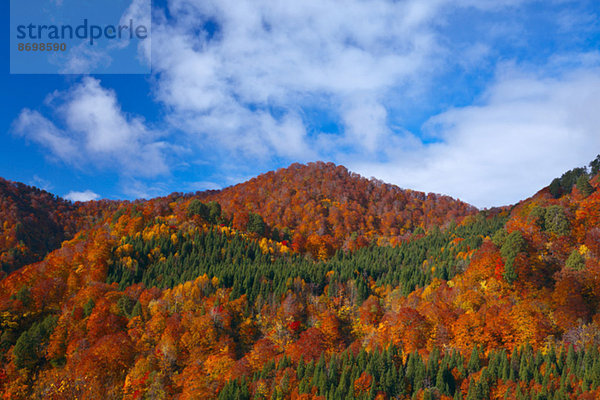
[64,190,100,202]
[13,77,171,178]
[351,65,600,208]
[150,0,457,161]
[147,0,564,184]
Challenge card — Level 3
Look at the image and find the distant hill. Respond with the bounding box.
[0,178,120,277]
[0,178,78,276]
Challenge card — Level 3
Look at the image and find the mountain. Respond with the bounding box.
[205,162,477,255]
[1,159,600,399]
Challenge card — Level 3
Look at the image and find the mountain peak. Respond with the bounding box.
[205,161,477,253]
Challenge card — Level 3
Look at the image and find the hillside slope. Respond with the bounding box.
[206,162,477,254]
[0,178,79,277]
[2,160,600,399]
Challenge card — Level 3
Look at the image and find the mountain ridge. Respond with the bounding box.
[0,161,478,272]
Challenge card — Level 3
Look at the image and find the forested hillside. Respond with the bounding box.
[205,162,477,256]
[1,159,600,399]
[0,178,77,277]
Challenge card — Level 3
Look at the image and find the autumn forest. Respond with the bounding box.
[2,159,600,400]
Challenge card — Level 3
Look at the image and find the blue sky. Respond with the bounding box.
[2,0,600,207]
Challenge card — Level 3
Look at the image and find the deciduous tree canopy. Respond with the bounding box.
[1,158,600,399]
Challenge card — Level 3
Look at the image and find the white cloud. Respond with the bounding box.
[351,66,600,208]
[64,190,100,202]
[147,0,554,179]
[14,109,81,163]
[341,99,392,154]
[14,77,171,178]
[150,0,455,160]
